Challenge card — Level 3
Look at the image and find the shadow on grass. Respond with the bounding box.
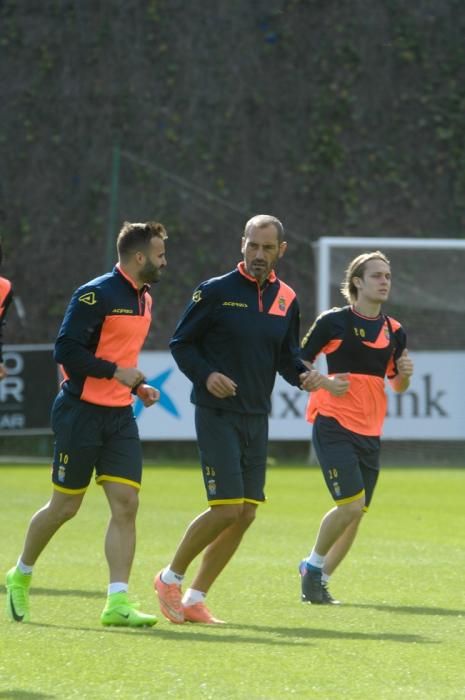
[227,623,435,644]
[0,585,102,599]
[33,587,102,599]
[25,620,313,646]
[347,602,464,617]
[25,620,436,646]
[7,589,456,618]
[0,692,55,699]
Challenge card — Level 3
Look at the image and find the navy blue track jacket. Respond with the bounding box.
[170,262,307,415]
[54,264,152,406]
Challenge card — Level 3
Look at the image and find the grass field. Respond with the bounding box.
[1,463,464,699]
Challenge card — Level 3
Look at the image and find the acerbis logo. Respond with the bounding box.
[222,301,248,308]
[78,292,97,306]
[133,368,180,419]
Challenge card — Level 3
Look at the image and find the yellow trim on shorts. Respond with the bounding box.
[208,497,266,506]
[334,489,365,506]
[96,475,141,490]
[244,497,266,505]
[208,498,245,505]
[53,484,87,495]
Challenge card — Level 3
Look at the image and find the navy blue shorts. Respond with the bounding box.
[312,414,380,508]
[50,390,142,493]
[195,406,268,505]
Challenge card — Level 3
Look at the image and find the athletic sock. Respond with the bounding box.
[182,588,206,607]
[161,566,184,585]
[306,549,325,569]
[16,558,33,575]
[108,582,128,595]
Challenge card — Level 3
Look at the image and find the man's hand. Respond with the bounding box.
[136,383,160,408]
[0,363,6,381]
[299,369,323,392]
[114,367,145,388]
[206,372,238,399]
[389,349,414,393]
[323,373,350,396]
[396,349,414,379]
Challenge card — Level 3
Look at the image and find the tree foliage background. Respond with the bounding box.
[1,0,465,348]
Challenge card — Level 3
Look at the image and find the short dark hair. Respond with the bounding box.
[243,214,285,244]
[117,221,167,261]
[341,250,390,303]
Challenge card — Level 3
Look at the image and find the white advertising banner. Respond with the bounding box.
[136,351,464,441]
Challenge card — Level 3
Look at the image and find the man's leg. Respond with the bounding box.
[102,481,139,583]
[323,513,364,576]
[155,407,264,624]
[96,406,156,627]
[171,503,244,576]
[179,409,266,624]
[6,490,84,622]
[178,413,266,622]
[100,481,156,627]
[300,498,364,604]
[301,415,367,604]
[318,459,378,577]
[155,406,251,624]
[177,503,257,625]
[321,458,379,577]
[154,503,243,624]
[190,502,257,593]
[313,499,364,559]
[22,491,85,565]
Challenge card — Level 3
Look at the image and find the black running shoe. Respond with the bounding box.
[321,582,341,605]
[299,561,324,604]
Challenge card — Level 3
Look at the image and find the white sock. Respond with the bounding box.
[321,572,330,585]
[161,566,184,585]
[16,558,33,575]
[307,549,325,569]
[182,588,206,607]
[108,582,128,595]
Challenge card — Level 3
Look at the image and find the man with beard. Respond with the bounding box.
[154,214,321,624]
[6,221,167,627]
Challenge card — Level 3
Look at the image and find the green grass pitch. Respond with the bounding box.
[1,463,464,699]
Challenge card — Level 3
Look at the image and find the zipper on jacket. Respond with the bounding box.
[257,280,269,312]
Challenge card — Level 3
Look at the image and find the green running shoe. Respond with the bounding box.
[100,592,157,627]
[5,567,31,622]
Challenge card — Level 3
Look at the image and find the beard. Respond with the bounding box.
[247,254,279,282]
[140,260,161,284]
